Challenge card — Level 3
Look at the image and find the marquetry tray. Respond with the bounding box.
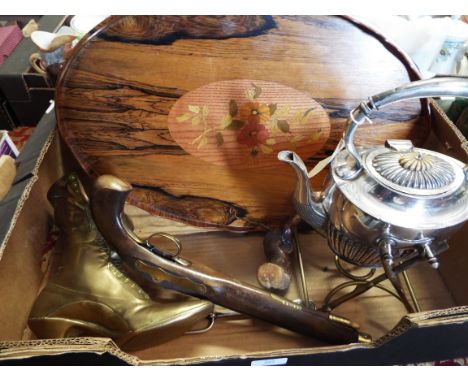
[56,16,427,231]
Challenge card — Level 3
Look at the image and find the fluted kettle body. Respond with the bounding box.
[279,77,468,269]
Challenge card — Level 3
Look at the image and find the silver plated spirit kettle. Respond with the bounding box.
[279,77,468,270]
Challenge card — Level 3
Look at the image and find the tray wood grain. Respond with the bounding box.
[56,16,427,231]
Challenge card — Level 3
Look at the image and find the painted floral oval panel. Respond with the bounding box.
[168,80,330,168]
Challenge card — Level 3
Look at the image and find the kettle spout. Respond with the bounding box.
[278,151,314,204]
[278,151,326,230]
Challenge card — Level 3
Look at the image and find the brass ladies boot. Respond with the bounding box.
[28,173,213,351]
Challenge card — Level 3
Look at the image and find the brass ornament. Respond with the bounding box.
[398,152,435,171]
[28,173,213,351]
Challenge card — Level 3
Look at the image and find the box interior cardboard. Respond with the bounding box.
[0,101,468,365]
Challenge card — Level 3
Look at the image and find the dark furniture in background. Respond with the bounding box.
[0,15,65,130]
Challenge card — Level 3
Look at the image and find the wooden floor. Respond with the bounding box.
[126,209,456,362]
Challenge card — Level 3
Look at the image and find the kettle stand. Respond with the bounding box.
[290,226,424,314]
[320,253,423,314]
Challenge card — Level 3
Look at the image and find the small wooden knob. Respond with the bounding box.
[257,262,291,291]
[258,228,293,292]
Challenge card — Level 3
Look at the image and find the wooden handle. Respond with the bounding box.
[258,228,293,291]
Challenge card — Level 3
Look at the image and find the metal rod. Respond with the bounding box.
[293,229,314,309]
[334,256,376,281]
[401,270,421,312]
[323,280,403,310]
[293,228,315,309]
[321,254,422,311]
[186,308,245,335]
[382,257,415,313]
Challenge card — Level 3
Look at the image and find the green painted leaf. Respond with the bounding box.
[197,135,208,149]
[276,105,291,117]
[245,89,255,101]
[268,103,277,116]
[192,116,201,126]
[300,107,316,125]
[259,144,273,154]
[292,111,303,124]
[277,120,290,133]
[229,100,238,117]
[188,105,200,113]
[215,132,224,146]
[291,134,305,143]
[220,114,233,128]
[202,105,209,118]
[176,113,193,122]
[191,134,203,145]
[303,107,316,118]
[268,119,279,133]
[252,83,262,99]
[309,131,322,141]
[226,119,245,130]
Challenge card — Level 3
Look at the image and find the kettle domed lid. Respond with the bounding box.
[332,140,468,230]
[366,140,462,196]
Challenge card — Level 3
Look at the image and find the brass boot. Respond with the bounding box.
[28,173,213,351]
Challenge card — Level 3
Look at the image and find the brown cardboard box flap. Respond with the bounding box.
[0,337,139,365]
[430,99,468,161]
[3,306,468,365]
[0,124,56,261]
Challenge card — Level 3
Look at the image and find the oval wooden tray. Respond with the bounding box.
[56,16,427,231]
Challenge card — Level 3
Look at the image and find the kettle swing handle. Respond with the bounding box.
[342,76,468,179]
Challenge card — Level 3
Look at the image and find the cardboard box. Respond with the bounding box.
[0,103,468,365]
[0,16,66,129]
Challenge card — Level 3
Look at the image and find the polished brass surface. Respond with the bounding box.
[292,228,314,309]
[91,174,370,345]
[28,173,214,351]
[358,333,373,344]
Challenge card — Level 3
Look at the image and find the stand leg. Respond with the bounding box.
[321,254,421,312]
[401,270,421,312]
[292,227,315,309]
[382,256,415,313]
